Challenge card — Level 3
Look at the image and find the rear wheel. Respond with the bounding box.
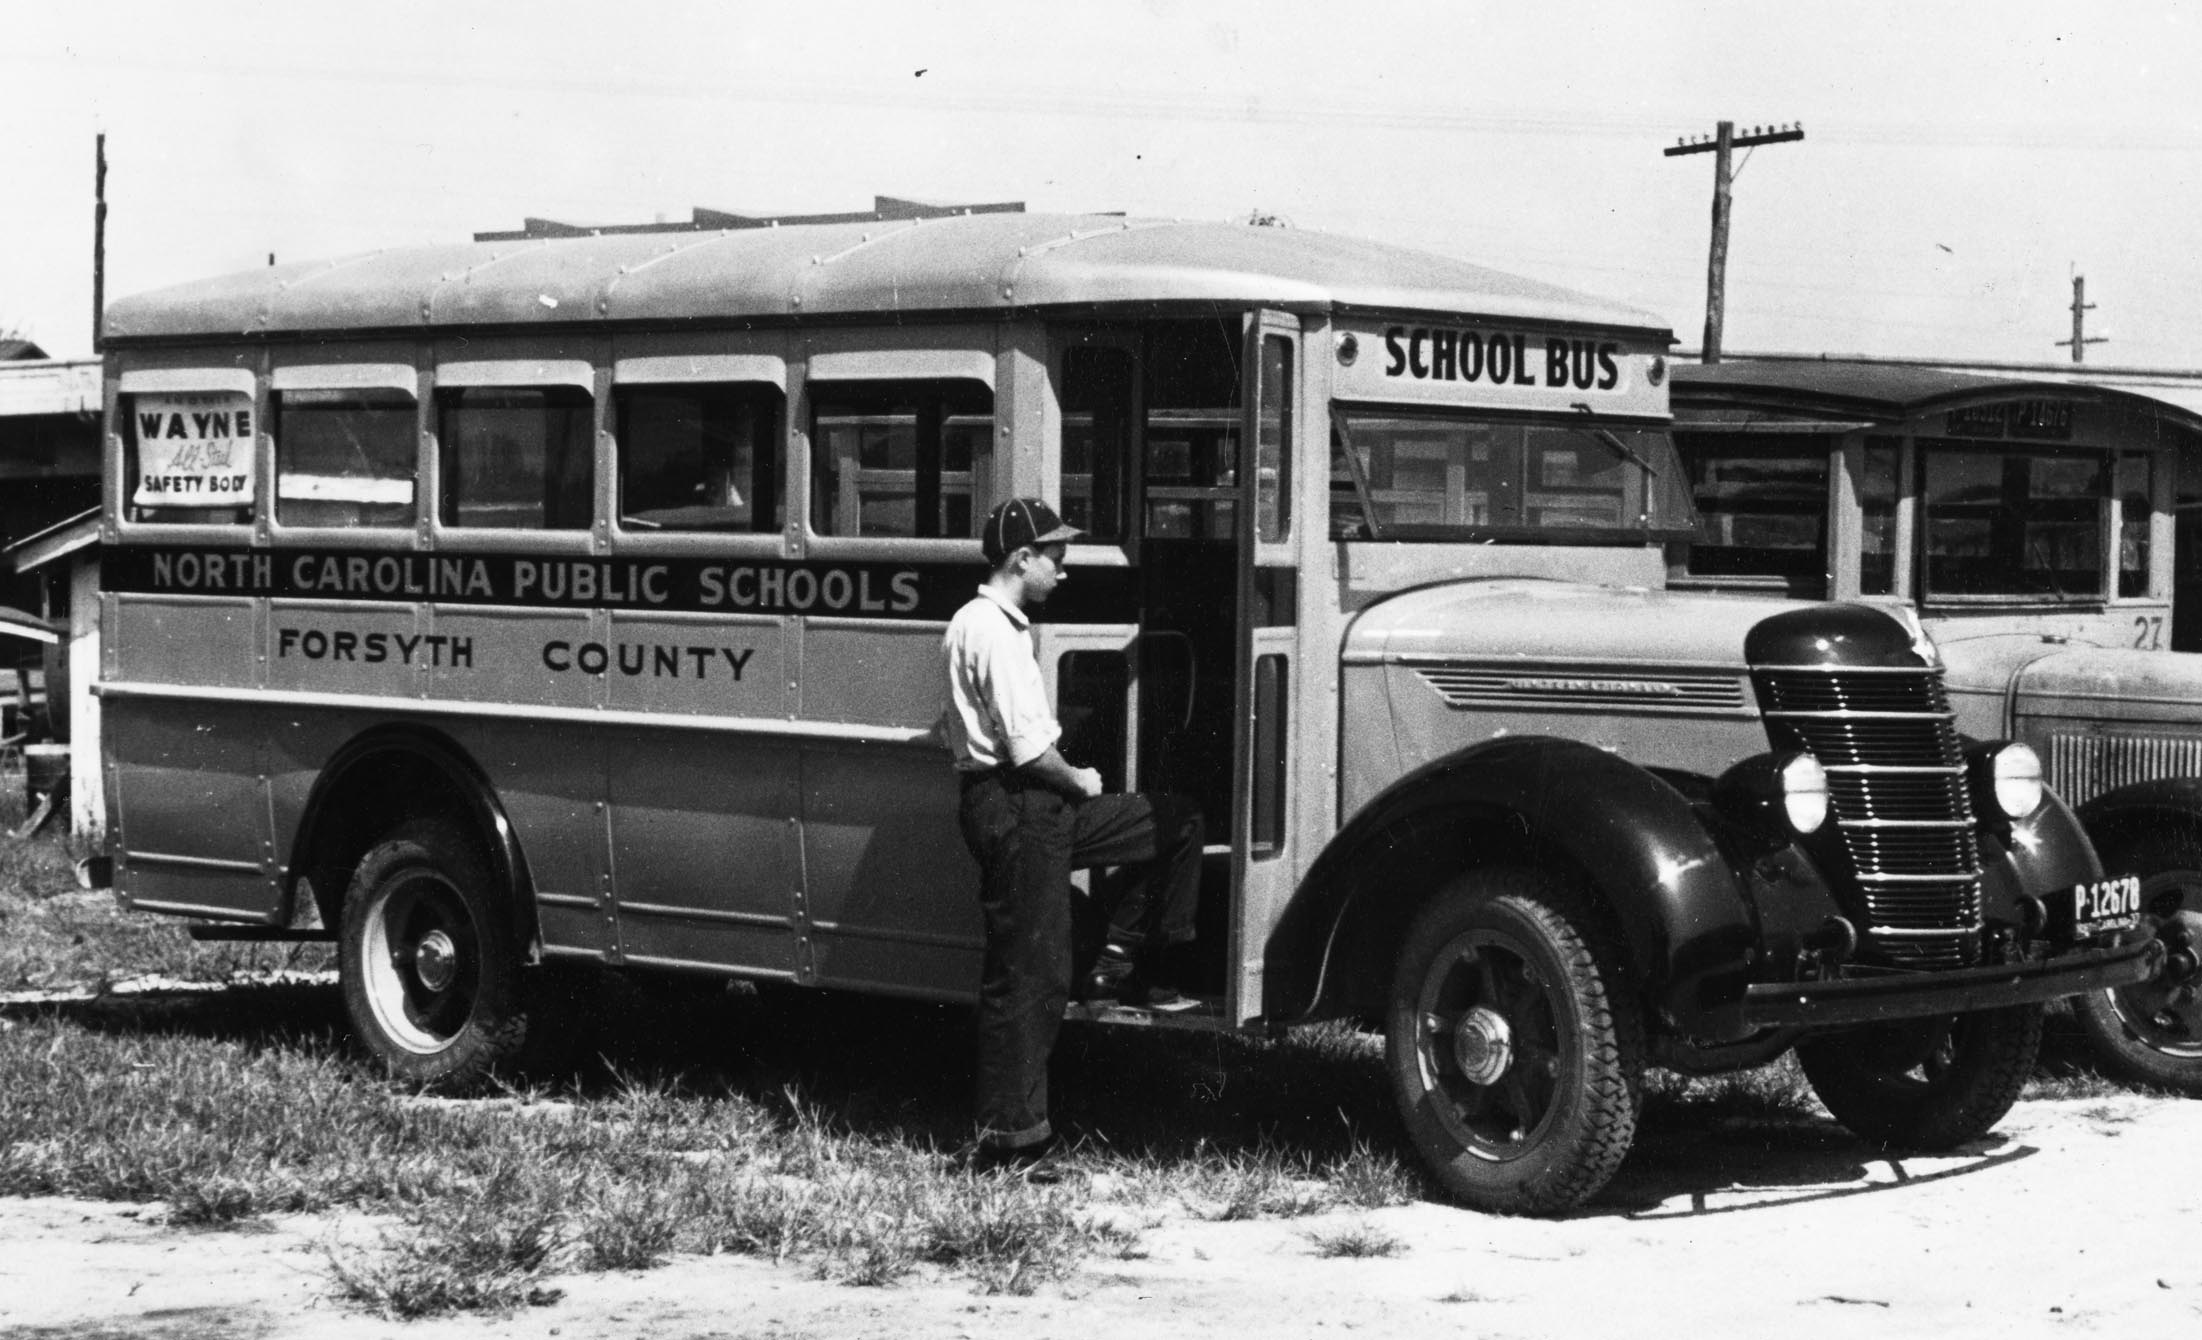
[1384,870,1642,1215]
[339,819,527,1086]
[2072,831,2202,1095]
[1797,1005,2042,1150]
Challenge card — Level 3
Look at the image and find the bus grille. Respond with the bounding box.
[2044,729,2202,807]
[1754,666,1982,968]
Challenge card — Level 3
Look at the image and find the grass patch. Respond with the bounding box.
[6,800,2189,1314]
[0,981,1431,1312]
[1639,1053,1819,1129]
[0,797,333,993]
[1304,1221,1405,1258]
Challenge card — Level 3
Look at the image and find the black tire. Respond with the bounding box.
[2072,831,2202,1095]
[1797,1005,2043,1150]
[1384,869,1643,1215]
[339,818,529,1087]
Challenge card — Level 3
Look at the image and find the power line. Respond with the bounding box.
[1666,121,1805,363]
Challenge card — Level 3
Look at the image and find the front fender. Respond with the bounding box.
[2075,776,2202,860]
[1267,736,1759,1038]
[1980,786,2103,926]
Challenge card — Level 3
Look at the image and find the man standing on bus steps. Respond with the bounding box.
[943,497,1204,1175]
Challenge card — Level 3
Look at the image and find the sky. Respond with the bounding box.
[4,1,2199,367]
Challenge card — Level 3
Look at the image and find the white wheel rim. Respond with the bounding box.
[359,870,480,1056]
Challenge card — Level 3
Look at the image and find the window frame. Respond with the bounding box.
[112,363,261,539]
[266,358,424,542]
[426,349,599,555]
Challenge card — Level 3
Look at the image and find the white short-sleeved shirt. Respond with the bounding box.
[941,585,1059,772]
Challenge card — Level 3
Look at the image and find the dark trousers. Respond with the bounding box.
[958,771,1203,1150]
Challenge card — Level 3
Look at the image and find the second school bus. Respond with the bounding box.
[95,203,2158,1212]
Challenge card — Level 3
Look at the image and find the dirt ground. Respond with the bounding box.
[2,1092,2196,1340]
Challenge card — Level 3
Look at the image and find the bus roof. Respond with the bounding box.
[104,213,1671,343]
[1672,358,2202,436]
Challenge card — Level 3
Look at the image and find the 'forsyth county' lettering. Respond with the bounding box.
[1384,328,1621,391]
[277,627,474,666]
[543,641,756,680]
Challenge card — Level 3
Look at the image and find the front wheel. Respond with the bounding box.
[339,819,528,1087]
[1796,1006,2042,1150]
[2071,832,2202,1095]
[1384,870,1642,1215]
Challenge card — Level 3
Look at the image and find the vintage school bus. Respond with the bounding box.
[1671,358,2202,1095]
[96,202,2160,1212]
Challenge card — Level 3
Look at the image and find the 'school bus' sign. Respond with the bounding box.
[1332,319,1668,417]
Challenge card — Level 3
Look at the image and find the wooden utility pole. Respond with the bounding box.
[92,133,107,354]
[1666,121,1804,363]
[2055,273,2106,363]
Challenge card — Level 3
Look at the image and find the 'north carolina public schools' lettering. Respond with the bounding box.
[1383,327,1620,391]
[132,549,929,616]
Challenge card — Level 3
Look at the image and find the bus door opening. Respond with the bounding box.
[1059,319,1246,990]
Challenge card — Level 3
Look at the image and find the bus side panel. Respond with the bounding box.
[454,719,612,957]
[259,708,616,955]
[107,592,276,920]
[606,731,801,978]
[428,607,599,709]
[113,594,258,688]
[108,697,278,922]
[795,618,981,997]
[800,621,944,728]
[265,601,422,696]
[800,740,982,999]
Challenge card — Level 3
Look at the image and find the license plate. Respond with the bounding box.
[2071,875,2143,937]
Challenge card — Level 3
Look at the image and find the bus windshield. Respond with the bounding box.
[1330,410,1697,542]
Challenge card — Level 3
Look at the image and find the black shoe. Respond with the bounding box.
[1078,942,1138,1003]
[966,1139,1067,1184]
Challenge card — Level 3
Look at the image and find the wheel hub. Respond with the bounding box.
[412,929,459,993]
[1451,1005,1515,1086]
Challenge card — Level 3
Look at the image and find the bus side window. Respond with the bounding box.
[2118,452,2154,598]
[1860,437,1900,596]
[272,389,418,528]
[616,383,784,532]
[437,386,594,530]
[1060,347,1132,542]
[123,391,256,525]
[809,379,993,538]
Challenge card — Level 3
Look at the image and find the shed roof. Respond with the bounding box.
[105,214,1671,342]
[5,508,98,575]
[0,358,101,418]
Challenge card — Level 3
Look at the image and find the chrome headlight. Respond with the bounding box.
[1989,743,2045,820]
[1779,753,1829,835]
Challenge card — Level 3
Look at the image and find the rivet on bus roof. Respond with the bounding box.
[597,297,609,314]
[1001,285,1014,299]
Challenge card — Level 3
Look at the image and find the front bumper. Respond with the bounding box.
[1741,937,2164,1029]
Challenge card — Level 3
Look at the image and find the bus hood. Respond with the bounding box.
[1344,578,1803,674]
[2003,644,2202,728]
[1977,643,2202,806]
